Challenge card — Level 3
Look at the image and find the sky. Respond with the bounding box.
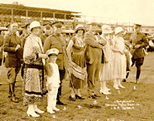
[1,0,154,26]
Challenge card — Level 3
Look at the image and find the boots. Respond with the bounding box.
[113,80,119,89]
[27,104,40,117]
[117,79,125,88]
[33,104,44,114]
[9,83,19,103]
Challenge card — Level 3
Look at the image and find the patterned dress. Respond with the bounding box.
[23,34,46,104]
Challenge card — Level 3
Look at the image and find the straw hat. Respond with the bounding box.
[115,27,124,35]
[101,25,113,34]
[30,21,41,31]
[75,24,85,33]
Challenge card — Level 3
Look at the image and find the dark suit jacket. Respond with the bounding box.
[44,34,67,70]
[4,34,22,67]
[84,31,106,64]
[130,32,149,59]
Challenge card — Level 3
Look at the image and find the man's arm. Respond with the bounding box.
[44,36,51,53]
[84,33,103,48]
[4,36,16,53]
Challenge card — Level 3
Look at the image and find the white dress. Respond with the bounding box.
[47,62,60,87]
[99,38,113,81]
[112,36,126,79]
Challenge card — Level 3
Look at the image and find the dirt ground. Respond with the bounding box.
[0,53,154,121]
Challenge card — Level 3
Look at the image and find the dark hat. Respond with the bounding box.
[87,22,101,26]
[134,23,142,27]
[43,23,51,30]
[6,23,10,28]
[21,23,30,28]
[51,21,64,28]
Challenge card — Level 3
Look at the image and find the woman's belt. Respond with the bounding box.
[24,64,43,69]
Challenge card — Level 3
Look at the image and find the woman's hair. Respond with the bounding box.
[76,29,85,34]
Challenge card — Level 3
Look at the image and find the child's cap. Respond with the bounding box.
[46,48,59,56]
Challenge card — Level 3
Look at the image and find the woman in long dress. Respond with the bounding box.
[23,21,48,117]
[99,25,113,95]
[66,25,86,101]
[112,27,126,89]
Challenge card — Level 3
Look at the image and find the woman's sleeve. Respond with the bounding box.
[66,39,74,60]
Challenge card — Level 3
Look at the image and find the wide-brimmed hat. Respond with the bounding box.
[75,24,85,33]
[46,48,59,56]
[101,25,113,34]
[30,21,41,31]
[115,27,124,35]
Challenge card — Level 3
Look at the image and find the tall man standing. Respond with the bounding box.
[130,24,148,84]
[85,22,106,99]
[4,23,23,103]
[44,21,67,105]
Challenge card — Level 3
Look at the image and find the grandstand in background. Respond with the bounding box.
[0,3,81,29]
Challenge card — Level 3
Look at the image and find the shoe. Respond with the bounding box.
[106,88,111,91]
[75,94,85,100]
[34,108,44,114]
[122,79,126,82]
[69,96,76,101]
[47,107,55,114]
[94,94,101,97]
[27,111,40,117]
[56,101,66,105]
[135,79,139,84]
[11,96,19,103]
[113,86,119,90]
[89,95,97,99]
[52,107,60,111]
[100,90,111,95]
[119,85,125,88]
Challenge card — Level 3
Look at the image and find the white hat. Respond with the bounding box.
[101,25,113,34]
[115,27,124,35]
[30,21,41,31]
[75,24,85,33]
[46,48,59,56]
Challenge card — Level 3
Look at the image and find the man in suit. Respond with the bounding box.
[44,21,68,105]
[130,24,149,84]
[4,23,23,103]
[85,22,106,99]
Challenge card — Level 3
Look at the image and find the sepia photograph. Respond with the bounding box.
[0,0,154,120]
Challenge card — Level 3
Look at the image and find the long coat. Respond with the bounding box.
[44,34,67,70]
[4,34,22,67]
[130,32,149,59]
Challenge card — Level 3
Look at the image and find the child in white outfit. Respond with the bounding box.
[45,48,60,114]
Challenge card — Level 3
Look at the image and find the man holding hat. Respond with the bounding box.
[85,22,107,99]
[4,23,23,103]
[44,21,68,105]
[129,23,149,84]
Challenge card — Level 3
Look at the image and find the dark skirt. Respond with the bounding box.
[69,50,86,89]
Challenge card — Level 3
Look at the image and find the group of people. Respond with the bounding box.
[0,20,149,117]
